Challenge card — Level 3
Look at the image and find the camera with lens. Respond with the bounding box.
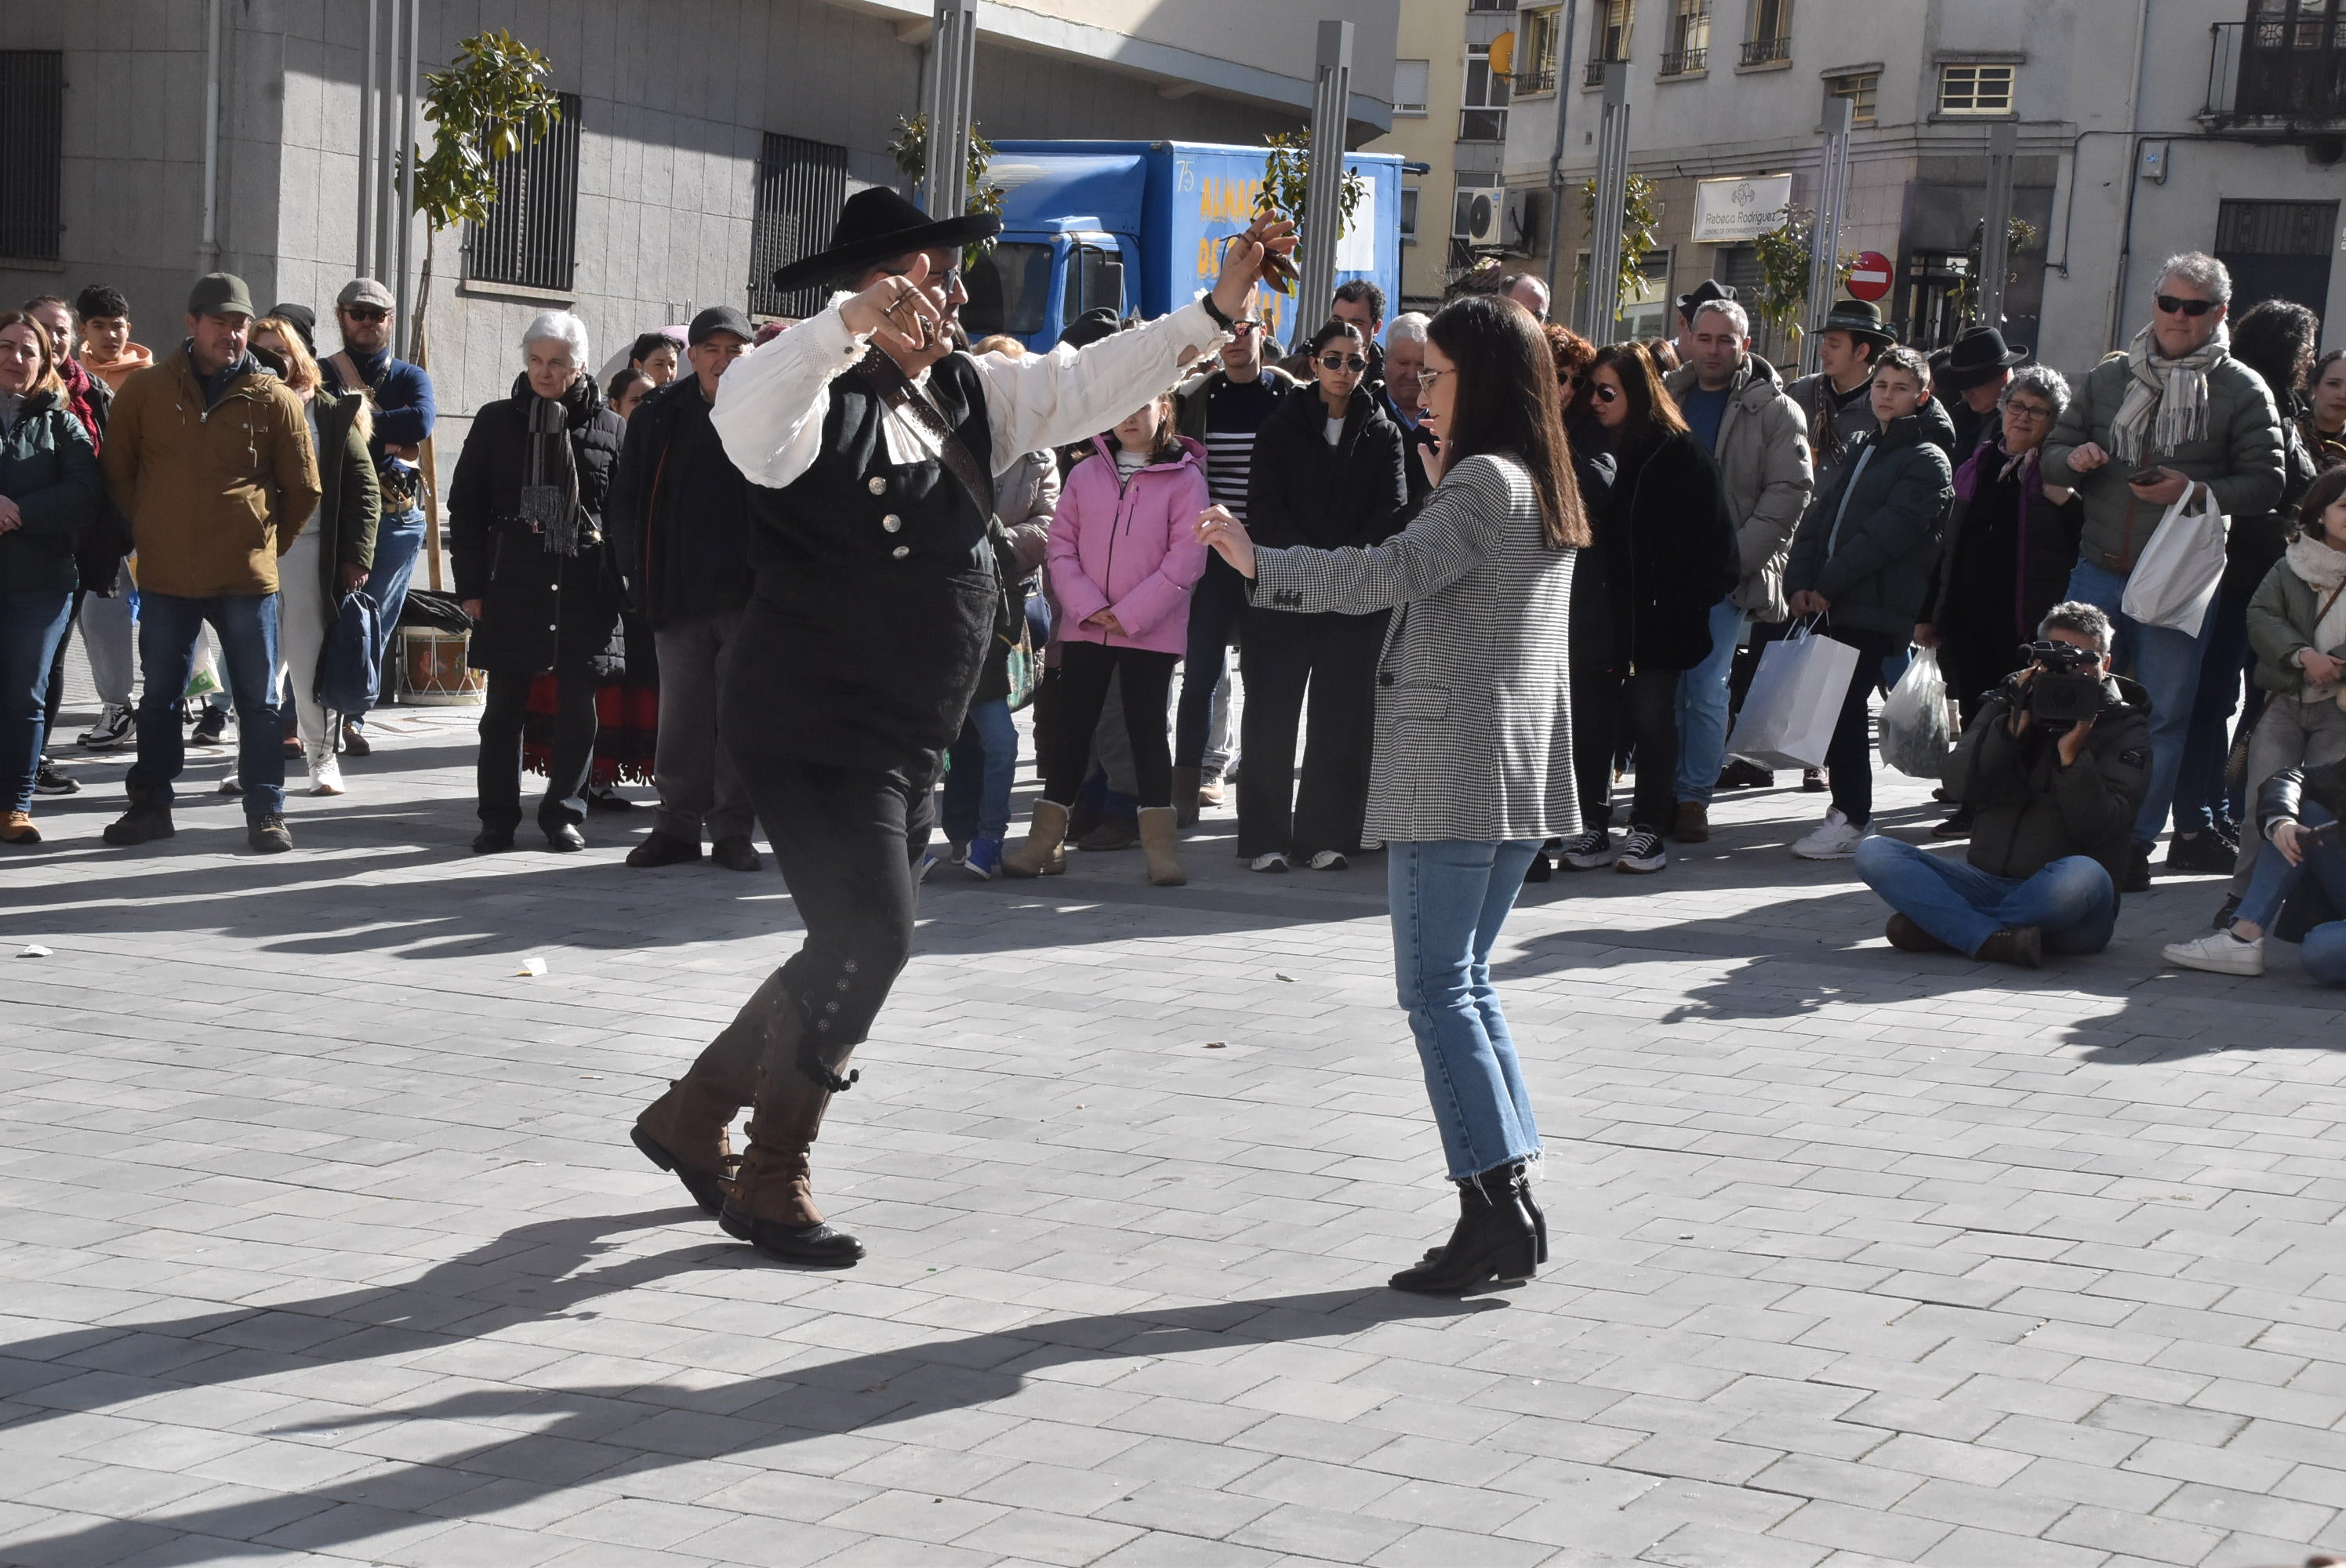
[2021,640,2115,724]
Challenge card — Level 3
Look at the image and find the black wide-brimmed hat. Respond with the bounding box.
[1676,278,1736,324]
[1929,325,2030,389]
[770,186,1002,293]
[1818,299,1897,347]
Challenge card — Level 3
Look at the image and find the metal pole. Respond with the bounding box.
[1585,62,1629,340]
[358,0,376,276]
[1298,19,1355,324]
[921,0,977,217]
[200,0,222,263]
[396,0,418,356]
[373,0,397,279]
[1803,95,1853,375]
[1976,120,2017,331]
[1542,0,1580,302]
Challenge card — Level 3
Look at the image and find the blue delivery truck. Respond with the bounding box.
[964,140,1406,356]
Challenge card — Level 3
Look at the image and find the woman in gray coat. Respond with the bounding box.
[1196,296,1590,1294]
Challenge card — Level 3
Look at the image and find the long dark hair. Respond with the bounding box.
[1425,296,1589,549]
[1591,341,1687,457]
[2232,298,2319,405]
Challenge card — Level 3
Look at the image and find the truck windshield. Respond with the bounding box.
[962,243,1052,339]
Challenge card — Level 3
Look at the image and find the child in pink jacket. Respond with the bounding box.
[1004,392,1210,885]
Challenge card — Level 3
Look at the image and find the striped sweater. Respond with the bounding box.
[1250,452,1580,844]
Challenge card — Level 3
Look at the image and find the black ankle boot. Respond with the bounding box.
[1389,1163,1539,1293]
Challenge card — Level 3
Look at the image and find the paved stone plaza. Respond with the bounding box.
[3,707,2343,1568]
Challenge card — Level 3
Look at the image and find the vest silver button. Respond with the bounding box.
[891,545,910,559]
[881,514,902,532]
[867,477,887,495]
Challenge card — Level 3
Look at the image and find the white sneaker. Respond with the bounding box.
[1250,852,1290,873]
[2161,930,2264,976]
[1792,808,1868,860]
[1308,850,1349,871]
[308,754,346,797]
[1614,829,1666,873]
[1559,829,1615,869]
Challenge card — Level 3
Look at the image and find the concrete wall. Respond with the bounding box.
[1367,0,1468,309]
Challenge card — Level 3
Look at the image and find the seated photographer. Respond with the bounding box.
[2162,759,2346,981]
[1854,601,2150,967]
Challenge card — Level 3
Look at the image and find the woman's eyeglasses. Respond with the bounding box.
[1592,383,1622,405]
[1417,367,1451,393]
[1319,354,1368,372]
[2003,400,2054,422]
[2155,294,2217,318]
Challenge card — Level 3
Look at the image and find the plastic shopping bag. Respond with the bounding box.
[2120,487,2227,635]
[183,633,222,700]
[1879,646,1953,779]
[1724,622,1859,770]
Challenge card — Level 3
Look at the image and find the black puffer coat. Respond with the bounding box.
[1596,426,1740,670]
[448,373,625,675]
[1787,411,1956,639]
[1245,383,1408,554]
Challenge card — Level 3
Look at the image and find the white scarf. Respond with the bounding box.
[2285,531,2346,706]
[2111,320,2229,466]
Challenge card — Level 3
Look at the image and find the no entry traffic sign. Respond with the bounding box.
[1847,250,1894,302]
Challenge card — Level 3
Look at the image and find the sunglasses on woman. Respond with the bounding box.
[1319,353,1368,372]
[1592,383,1622,404]
[2155,294,2217,318]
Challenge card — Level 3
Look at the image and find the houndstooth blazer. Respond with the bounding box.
[1251,452,1580,844]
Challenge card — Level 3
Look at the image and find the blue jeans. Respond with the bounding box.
[352,504,426,720]
[2065,559,2217,848]
[1675,595,1744,804]
[2,591,74,814]
[1854,835,2118,958]
[2172,577,2257,836]
[2235,803,2346,983]
[1389,838,1545,1180]
[129,591,285,815]
[942,697,1017,844]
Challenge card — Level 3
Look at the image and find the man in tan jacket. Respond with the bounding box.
[100,272,321,854]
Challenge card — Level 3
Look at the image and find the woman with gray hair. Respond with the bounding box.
[1919,364,2086,834]
[448,310,627,851]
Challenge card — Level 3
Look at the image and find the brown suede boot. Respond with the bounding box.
[719,1033,866,1265]
[630,971,792,1215]
[1171,766,1201,829]
[1001,800,1070,878]
[1138,806,1186,886]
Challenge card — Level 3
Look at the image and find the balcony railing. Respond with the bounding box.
[1585,55,1624,86]
[1741,34,1792,65]
[2206,17,2346,122]
[1459,107,1509,140]
[1514,65,1558,93]
[1661,45,1709,74]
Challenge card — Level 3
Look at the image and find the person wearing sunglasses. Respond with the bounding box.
[1234,318,1408,873]
[2043,251,2288,892]
[320,278,437,761]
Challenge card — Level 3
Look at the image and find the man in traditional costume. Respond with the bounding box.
[628,187,1295,1264]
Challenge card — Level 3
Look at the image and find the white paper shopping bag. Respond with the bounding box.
[1725,624,1860,771]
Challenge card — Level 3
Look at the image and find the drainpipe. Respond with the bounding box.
[199,0,223,263]
[1542,0,1580,302]
[2107,0,2156,350]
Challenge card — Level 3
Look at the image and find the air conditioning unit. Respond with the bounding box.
[1462,187,1538,252]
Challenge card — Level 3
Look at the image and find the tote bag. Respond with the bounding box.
[314,589,386,715]
[1725,622,1860,770]
[2119,487,2227,636]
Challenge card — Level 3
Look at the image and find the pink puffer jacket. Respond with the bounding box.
[1046,434,1211,656]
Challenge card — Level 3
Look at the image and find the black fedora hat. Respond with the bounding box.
[771,187,1002,293]
[1929,325,2030,390]
[1676,277,1736,325]
[1818,299,1898,347]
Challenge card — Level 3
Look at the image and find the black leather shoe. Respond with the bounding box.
[103,804,176,846]
[710,835,762,873]
[2210,893,2242,931]
[545,823,586,852]
[2165,831,2237,875]
[626,829,702,868]
[717,1201,865,1266]
[2123,844,2153,893]
[1976,926,2045,969]
[1390,1164,1539,1294]
[471,827,517,854]
[246,815,293,854]
[1522,853,1552,884]
[587,786,636,813]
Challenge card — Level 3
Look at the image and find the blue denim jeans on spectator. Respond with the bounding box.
[2,591,74,814]
[1854,835,2118,958]
[1674,595,1743,805]
[351,504,426,720]
[2171,576,2259,837]
[942,697,1018,844]
[2064,559,2217,848]
[128,591,285,815]
[1389,837,1545,1180]
[2235,803,2346,984]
